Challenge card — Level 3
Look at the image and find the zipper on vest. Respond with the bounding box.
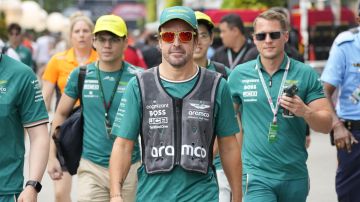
[174,99,183,165]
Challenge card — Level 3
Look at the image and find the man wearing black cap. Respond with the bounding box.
[321,3,360,202]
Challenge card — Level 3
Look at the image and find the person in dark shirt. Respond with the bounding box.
[211,14,254,69]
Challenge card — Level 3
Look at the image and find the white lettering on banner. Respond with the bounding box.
[0,87,6,92]
[243,91,257,97]
[151,145,207,158]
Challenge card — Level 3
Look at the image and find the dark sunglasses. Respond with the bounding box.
[159,31,196,43]
[254,31,283,41]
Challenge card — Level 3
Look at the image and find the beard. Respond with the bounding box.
[164,46,192,68]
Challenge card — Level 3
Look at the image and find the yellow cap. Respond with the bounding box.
[93,15,127,37]
[195,11,214,29]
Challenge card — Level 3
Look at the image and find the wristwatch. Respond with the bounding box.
[25,180,42,193]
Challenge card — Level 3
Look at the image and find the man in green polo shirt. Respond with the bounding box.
[0,54,49,202]
[47,15,142,202]
[228,10,332,202]
[109,6,242,202]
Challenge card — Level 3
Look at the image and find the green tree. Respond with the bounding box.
[146,0,157,22]
[221,0,285,9]
[165,0,183,8]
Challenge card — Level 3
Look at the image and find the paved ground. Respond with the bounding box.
[24,131,338,202]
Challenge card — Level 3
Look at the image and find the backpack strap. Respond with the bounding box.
[211,61,228,80]
[1,45,8,54]
[78,66,87,106]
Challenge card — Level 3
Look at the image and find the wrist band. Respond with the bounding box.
[332,120,343,129]
[110,193,122,198]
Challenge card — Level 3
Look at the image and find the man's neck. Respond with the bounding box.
[194,57,208,68]
[260,53,286,76]
[159,60,198,81]
[229,35,245,53]
[10,43,19,49]
[98,59,123,72]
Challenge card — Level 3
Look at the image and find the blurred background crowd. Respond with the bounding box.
[0,0,359,76]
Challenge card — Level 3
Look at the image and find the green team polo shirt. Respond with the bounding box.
[205,60,233,170]
[112,68,239,202]
[15,45,33,68]
[0,54,48,194]
[65,62,142,168]
[228,55,325,180]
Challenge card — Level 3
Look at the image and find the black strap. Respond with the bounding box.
[1,46,8,54]
[78,66,86,106]
[212,61,228,80]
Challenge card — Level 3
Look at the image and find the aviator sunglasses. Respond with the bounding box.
[159,31,196,43]
[254,31,283,41]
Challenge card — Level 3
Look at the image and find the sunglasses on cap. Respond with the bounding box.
[159,31,196,43]
[254,31,283,41]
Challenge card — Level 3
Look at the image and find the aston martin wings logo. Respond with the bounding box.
[190,103,210,109]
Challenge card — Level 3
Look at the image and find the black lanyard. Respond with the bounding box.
[96,62,123,122]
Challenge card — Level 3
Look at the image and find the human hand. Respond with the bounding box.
[17,186,37,202]
[110,194,123,202]
[334,124,358,153]
[280,95,308,117]
[47,157,63,180]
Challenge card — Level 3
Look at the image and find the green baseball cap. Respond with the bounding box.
[159,6,198,31]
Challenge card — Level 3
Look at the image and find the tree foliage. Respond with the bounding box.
[165,0,183,8]
[221,0,286,9]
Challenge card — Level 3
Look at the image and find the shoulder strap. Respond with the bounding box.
[1,45,8,54]
[212,61,228,80]
[78,66,86,106]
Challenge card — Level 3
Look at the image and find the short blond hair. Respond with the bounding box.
[253,10,290,32]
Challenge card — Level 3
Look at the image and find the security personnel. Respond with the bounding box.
[321,4,360,201]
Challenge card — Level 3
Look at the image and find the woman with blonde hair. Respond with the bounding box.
[43,12,97,202]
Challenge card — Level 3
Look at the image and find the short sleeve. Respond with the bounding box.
[42,55,60,84]
[18,70,48,126]
[64,67,80,99]
[321,45,345,87]
[305,67,326,104]
[215,79,240,137]
[111,77,141,141]
[228,69,242,105]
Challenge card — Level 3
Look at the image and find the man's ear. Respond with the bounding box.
[92,37,97,50]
